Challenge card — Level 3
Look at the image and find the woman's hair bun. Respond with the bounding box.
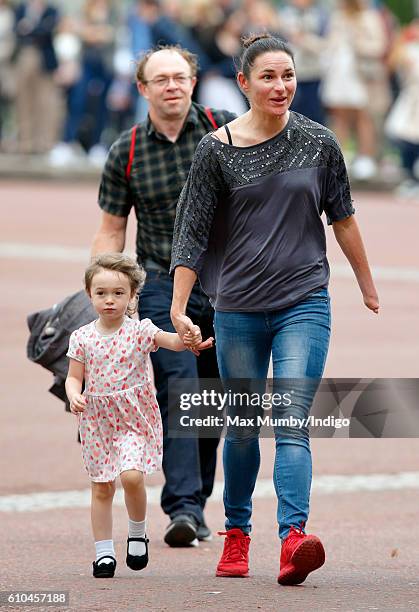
[238,32,294,79]
[242,32,272,49]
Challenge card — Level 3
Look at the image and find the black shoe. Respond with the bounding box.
[164,514,198,548]
[126,536,149,571]
[92,556,116,578]
[197,520,212,542]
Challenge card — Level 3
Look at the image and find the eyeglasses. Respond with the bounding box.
[143,75,193,88]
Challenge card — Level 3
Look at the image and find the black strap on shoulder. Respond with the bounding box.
[224,124,233,145]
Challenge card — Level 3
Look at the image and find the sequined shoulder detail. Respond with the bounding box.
[194,113,342,189]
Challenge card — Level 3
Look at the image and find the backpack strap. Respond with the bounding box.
[126,111,216,180]
[204,107,218,130]
[125,125,138,181]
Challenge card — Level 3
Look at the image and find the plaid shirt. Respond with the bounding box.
[98,102,235,270]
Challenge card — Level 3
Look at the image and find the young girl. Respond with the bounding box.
[65,253,212,578]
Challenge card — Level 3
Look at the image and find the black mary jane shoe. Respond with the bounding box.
[92,555,117,578]
[126,536,149,571]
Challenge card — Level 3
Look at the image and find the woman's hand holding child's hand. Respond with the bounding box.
[184,325,202,347]
[183,326,214,356]
[70,393,87,414]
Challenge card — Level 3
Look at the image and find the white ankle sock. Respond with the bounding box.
[95,539,115,565]
[128,518,147,556]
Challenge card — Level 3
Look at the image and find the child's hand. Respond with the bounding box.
[70,393,87,414]
[195,337,214,354]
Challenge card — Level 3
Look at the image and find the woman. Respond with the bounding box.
[170,33,379,585]
[321,0,391,180]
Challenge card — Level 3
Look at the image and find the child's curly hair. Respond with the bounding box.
[85,253,146,316]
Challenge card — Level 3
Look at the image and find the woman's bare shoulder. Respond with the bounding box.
[210,129,229,144]
[210,117,245,144]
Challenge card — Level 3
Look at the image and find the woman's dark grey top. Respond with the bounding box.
[170,112,354,312]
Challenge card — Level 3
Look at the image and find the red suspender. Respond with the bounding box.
[126,110,217,181]
[125,125,137,180]
[204,107,218,130]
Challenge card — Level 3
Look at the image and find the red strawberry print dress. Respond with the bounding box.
[67,316,163,482]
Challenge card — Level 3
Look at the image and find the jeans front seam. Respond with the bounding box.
[274,458,286,540]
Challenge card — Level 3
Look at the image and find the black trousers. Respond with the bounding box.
[139,270,220,523]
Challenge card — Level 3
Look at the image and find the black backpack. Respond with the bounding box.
[27,290,96,409]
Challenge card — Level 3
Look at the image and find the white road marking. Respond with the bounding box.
[1,472,418,513]
[0,242,91,262]
[1,242,419,282]
[332,263,419,283]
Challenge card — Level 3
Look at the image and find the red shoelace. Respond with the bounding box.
[289,522,305,537]
[282,522,306,546]
[218,530,249,562]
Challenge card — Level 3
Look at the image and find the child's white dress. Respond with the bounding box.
[67,316,163,482]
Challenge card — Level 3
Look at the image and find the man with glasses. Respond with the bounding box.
[92,46,235,547]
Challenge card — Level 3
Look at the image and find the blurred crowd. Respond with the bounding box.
[0,0,418,194]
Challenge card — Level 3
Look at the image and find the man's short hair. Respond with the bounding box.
[136,45,199,83]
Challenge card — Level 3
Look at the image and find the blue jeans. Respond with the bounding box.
[139,270,220,523]
[214,289,331,540]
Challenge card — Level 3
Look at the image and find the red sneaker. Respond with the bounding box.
[216,528,251,577]
[278,525,325,585]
